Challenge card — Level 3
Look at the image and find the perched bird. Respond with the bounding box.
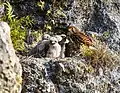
[42,34,51,40]
[54,35,62,42]
[46,37,61,58]
[50,34,69,58]
[59,34,69,58]
[68,26,93,47]
[29,34,51,57]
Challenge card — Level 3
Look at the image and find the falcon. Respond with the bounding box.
[68,26,93,47]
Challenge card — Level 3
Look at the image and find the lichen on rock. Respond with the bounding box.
[21,56,120,93]
[1,0,120,93]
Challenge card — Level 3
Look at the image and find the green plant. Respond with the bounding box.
[80,44,94,57]
[1,1,33,52]
[37,0,67,33]
[31,31,42,42]
[37,1,45,11]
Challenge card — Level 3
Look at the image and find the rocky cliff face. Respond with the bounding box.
[21,57,120,93]
[1,0,120,93]
[7,0,120,53]
[0,22,22,93]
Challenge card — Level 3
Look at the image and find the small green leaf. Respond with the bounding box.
[46,24,52,30]
[46,10,51,16]
[37,1,45,10]
[57,10,66,17]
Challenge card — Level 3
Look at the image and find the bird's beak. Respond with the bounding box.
[67,27,73,35]
[68,27,72,32]
[68,27,75,34]
[50,41,56,45]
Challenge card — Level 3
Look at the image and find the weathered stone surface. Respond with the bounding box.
[21,56,120,93]
[0,22,22,93]
[5,0,120,56]
[0,4,5,18]
[3,0,120,92]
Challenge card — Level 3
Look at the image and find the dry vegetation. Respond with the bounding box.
[80,38,119,70]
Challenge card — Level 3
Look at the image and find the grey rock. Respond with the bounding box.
[21,56,120,93]
[0,4,5,18]
[6,0,120,54]
[0,21,22,93]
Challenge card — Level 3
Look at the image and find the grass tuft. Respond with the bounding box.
[80,38,119,71]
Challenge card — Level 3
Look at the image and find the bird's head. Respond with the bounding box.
[42,34,51,40]
[49,37,58,45]
[68,26,80,35]
[68,26,76,34]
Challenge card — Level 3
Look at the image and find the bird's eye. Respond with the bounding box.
[55,40,57,43]
[50,40,52,43]
[72,28,75,32]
